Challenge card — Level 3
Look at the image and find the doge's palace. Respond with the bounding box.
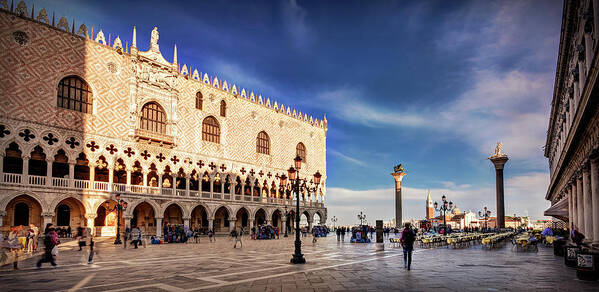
[0,1,327,237]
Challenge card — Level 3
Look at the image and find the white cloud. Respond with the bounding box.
[207,59,279,98]
[325,172,550,226]
[329,149,367,166]
[281,0,313,49]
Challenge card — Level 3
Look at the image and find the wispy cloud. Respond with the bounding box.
[329,149,367,166]
[281,0,313,49]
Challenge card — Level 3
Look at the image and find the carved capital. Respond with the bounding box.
[85,214,97,220]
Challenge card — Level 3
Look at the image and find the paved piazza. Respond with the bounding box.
[1,235,598,292]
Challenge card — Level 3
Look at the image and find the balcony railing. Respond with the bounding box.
[0,173,320,208]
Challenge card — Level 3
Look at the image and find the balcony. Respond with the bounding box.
[0,172,325,208]
[134,128,174,146]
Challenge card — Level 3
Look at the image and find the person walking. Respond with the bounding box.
[76,226,86,251]
[36,225,59,268]
[5,227,23,270]
[233,228,243,248]
[401,222,416,271]
[208,228,215,242]
[312,227,318,245]
[130,226,142,249]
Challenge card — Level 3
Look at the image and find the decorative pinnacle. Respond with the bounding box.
[132,26,137,48]
[173,44,177,65]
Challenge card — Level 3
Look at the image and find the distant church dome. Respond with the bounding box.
[452,205,461,214]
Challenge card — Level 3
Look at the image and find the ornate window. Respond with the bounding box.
[202,116,220,143]
[296,142,306,162]
[57,75,92,113]
[140,102,167,134]
[220,100,227,117]
[196,91,203,110]
[257,131,270,155]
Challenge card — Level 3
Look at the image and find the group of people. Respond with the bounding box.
[251,225,279,240]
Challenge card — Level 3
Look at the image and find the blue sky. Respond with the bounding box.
[30,0,563,225]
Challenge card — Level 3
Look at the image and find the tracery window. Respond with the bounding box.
[57,75,92,113]
[296,142,306,162]
[140,102,167,134]
[257,131,270,155]
[196,91,203,110]
[202,116,220,143]
[220,100,227,117]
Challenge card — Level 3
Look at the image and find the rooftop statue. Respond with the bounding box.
[393,163,406,173]
[150,27,159,52]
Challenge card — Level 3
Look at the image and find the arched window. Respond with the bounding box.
[196,91,203,110]
[257,131,270,154]
[202,116,220,143]
[220,100,226,117]
[296,142,306,162]
[57,75,92,113]
[140,102,167,134]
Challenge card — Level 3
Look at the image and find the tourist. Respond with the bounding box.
[37,225,59,268]
[124,226,131,249]
[87,234,96,264]
[571,227,585,247]
[130,226,142,248]
[26,226,36,253]
[401,222,416,271]
[341,227,346,241]
[208,228,215,242]
[312,226,318,245]
[66,226,72,238]
[4,227,23,270]
[76,226,86,251]
[31,224,39,252]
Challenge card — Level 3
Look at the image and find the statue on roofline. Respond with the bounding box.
[150,27,159,51]
[393,163,406,173]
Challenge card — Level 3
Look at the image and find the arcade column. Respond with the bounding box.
[489,155,509,229]
[391,170,406,228]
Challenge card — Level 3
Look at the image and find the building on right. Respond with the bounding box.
[544,0,599,245]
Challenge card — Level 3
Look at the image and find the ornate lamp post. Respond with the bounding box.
[283,205,289,237]
[433,194,454,233]
[331,216,338,230]
[357,211,366,226]
[279,156,322,264]
[104,194,128,244]
[478,207,492,231]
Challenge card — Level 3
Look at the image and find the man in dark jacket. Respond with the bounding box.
[36,225,58,268]
[401,222,416,270]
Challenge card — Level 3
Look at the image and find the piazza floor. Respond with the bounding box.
[1,234,598,291]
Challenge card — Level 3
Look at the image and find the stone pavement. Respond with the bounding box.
[0,234,598,291]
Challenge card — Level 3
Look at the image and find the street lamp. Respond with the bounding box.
[433,194,454,233]
[104,193,128,244]
[478,207,492,231]
[331,216,338,230]
[357,211,366,226]
[279,156,322,264]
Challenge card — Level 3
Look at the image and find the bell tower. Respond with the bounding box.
[426,190,434,220]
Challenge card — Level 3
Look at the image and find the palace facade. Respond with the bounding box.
[0,2,327,236]
[544,0,599,244]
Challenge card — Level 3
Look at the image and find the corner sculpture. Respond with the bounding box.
[391,163,407,228]
[488,142,508,229]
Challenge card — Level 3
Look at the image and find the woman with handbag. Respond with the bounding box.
[36,224,59,268]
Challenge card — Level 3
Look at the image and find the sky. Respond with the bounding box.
[28,0,563,225]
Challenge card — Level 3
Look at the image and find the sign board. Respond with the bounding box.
[578,254,593,269]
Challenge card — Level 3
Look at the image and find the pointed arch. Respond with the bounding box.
[257,131,270,155]
[220,100,227,117]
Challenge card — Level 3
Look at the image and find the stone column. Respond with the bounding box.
[156,217,163,237]
[108,167,114,191]
[41,213,54,233]
[229,218,236,232]
[583,164,593,242]
[158,173,163,194]
[22,156,30,184]
[0,155,4,175]
[68,162,75,188]
[85,214,97,236]
[0,211,5,227]
[577,172,584,233]
[248,218,254,230]
[172,174,177,195]
[591,156,599,245]
[391,171,406,228]
[241,183,245,197]
[46,158,53,186]
[185,175,191,196]
[123,215,133,229]
[489,156,509,229]
[567,185,574,230]
[142,170,148,187]
[571,181,578,230]
[126,168,132,187]
[208,218,214,231]
[307,218,313,232]
[89,164,96,187]
[183,217,190,229]
[210,177,214,195]
[281,215,287,234]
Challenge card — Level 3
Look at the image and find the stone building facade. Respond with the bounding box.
[544,0,599,245]
[0,2,327,236]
